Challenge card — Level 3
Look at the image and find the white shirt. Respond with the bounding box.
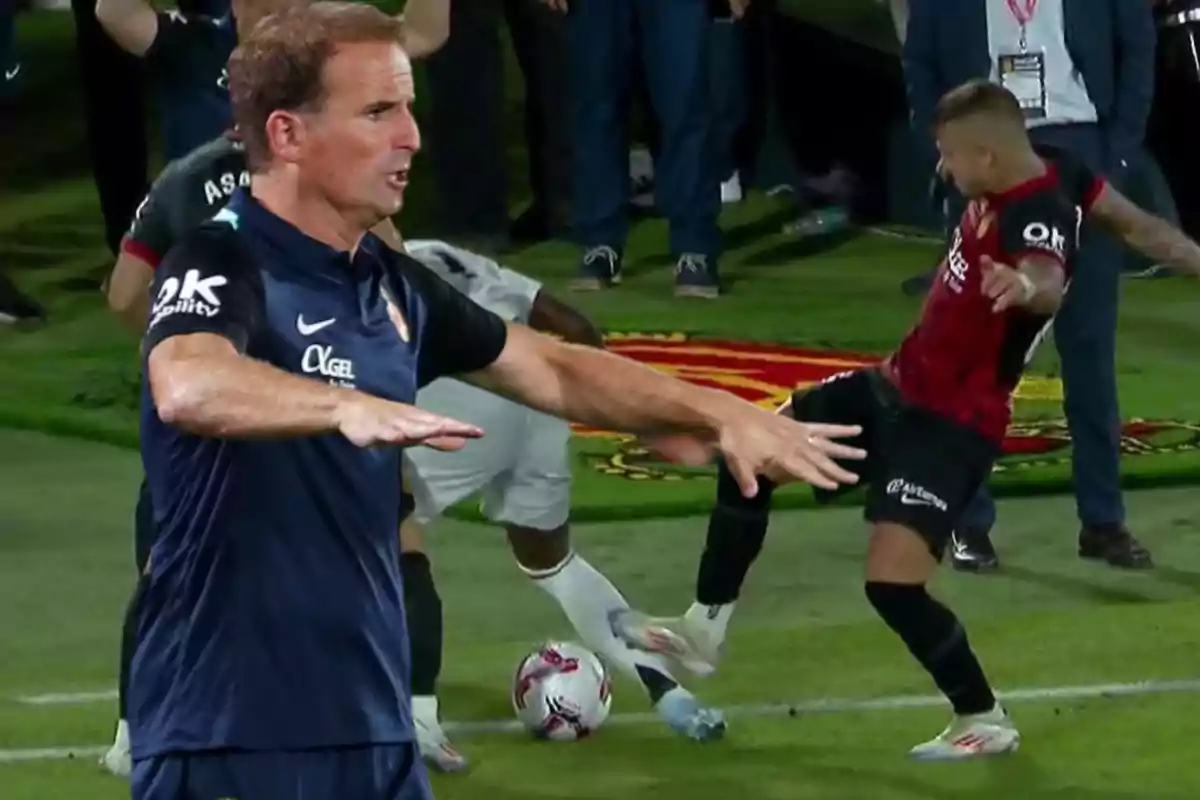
[405,240,542,323]
[985,0,1098,127]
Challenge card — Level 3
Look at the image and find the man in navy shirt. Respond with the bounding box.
[131,4,866,797]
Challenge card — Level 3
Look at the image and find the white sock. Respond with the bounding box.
[524,552,678,696]
[685,600,735,646]
[112,718,129,751]
[412,694,440,726]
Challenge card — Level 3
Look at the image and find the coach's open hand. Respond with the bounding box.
[651,410,864,497]
[335,394,485,451]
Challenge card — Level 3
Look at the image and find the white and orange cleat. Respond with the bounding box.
[908,705,1020,761]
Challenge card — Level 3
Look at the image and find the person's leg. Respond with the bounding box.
[505,0,572,242]
[567,0,635,289]
[1032,126,1150,567]
[102,479,155,778]
[863,413,1017,760]
[486,411,724,741]
[397,517,461,772]
[638,0,722,296]
[424,0,511,246]
[70,0,149,256]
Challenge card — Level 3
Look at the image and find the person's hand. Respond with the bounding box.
[648,406,866,495]
[541,0,568,11]
[335,393,485,451]
[979,255,1035,312]
[729,0,751,18]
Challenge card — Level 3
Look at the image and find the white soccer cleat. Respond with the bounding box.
[98,720,132,778]
[413,697,467,773]
[610,608,722,678]
[908,705,1020,761]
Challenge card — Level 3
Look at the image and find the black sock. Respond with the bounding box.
[400,552,443,697]
[634,665,680,705]
[864,582,996,715]
[696,459,774,606]
[117,578,146,720]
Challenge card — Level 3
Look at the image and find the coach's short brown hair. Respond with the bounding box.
[227,1,405,171]
[933,79,1025,131]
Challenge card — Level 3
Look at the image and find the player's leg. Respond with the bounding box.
[397,513,463,773]
[486,412,724,741]
[614,370,875,675]
[402,379,527,769]
[102,478,155,779]
[864,413,1017,759]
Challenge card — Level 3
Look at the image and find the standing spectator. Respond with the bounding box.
[425,0,571,250]
[1147,0,1200,241]
[95,0,240,162]
[903,0,1157,570]
[548,0,727,298]
[72,0,150,255]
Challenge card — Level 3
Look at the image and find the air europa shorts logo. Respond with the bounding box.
[575,334,1200,481]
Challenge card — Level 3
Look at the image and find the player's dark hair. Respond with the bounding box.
[933,79,1025,131]
[227,1,405,171]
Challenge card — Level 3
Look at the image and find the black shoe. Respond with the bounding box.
[673,253,720,298]
[0,270,45,325]
[949,527,1000,573]
[571,245,622,291]
[1078,524,1153,569]
[509,204,570,246]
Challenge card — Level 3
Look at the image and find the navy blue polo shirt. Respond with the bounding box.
[145,11,236,160]
[130,189,508,758]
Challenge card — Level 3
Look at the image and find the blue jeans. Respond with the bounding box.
[567,0,721,258]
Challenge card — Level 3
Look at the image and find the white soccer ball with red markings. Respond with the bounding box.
[511,641,612,740]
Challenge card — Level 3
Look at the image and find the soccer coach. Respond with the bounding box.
[129,4,866,798]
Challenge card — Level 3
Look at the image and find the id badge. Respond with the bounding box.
[998,51,1047,120]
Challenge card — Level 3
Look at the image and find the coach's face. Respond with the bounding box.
[302,41,420,223]
[935,120,993,199]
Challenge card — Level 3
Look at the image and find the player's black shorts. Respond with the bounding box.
[132,742,431,800]
[791,368,998,558]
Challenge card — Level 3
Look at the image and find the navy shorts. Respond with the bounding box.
[132,743,432,800]
[134,478,155,573]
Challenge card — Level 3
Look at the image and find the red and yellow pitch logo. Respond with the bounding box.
[575,333,1200,481]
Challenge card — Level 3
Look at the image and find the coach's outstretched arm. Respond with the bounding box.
[145,227,482,450]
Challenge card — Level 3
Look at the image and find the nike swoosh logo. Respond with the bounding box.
[899,494,932,506]
[4,64,20,82]
[296,315,336,335]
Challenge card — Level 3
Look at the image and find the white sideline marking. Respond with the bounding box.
[3,677,1199,764]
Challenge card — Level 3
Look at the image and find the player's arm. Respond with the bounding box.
[980,253,1065,315]
[108,185,178,331]
[94,0,159,56]
[527,290,605,348]
[397,0,450,59]
[1088,182,1200,277]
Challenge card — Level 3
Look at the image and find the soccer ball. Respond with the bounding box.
[511,641,612,740]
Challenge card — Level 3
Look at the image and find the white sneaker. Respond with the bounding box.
[610,607,723,677]
[720,172,743,204]
[98,720,131,778]
[908,705,1020,761]
[413,696,467,773]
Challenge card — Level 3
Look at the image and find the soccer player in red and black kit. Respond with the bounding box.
[614,79,1200,760]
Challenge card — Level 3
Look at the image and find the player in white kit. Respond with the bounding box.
[400,241,726,771]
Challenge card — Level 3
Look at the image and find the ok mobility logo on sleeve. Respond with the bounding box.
[575,333,1200,482]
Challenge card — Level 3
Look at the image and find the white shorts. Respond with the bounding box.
[402,377,572,531]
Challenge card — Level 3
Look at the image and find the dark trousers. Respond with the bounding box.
[424,0,571,237]
[568,0,720,258]
[71,0,149,255]
[961,124,1125,531]
[1147,17,1200,241]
